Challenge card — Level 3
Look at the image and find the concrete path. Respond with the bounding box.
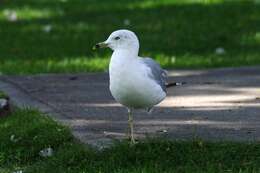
[0,66,259,146]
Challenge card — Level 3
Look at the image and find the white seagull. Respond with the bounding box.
[94,29,177,143]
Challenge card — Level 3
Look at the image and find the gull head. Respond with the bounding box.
[94,29,139,51]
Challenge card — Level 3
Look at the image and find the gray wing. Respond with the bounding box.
[141,57,167,92]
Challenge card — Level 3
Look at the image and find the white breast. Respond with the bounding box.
[109,50,166,109]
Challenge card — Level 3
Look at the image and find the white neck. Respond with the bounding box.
[113,47,139,57]
[109,48,138,77]
[113,48,139,58]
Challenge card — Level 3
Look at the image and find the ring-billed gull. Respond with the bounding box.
[94,29,177,143]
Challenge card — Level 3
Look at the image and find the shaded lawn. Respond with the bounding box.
[0,0,260,74]
[0,91,8,99]
[1,109,260,173]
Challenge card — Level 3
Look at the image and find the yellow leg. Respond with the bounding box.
[128,108,135,144]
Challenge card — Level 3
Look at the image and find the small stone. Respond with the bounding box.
[39,147,54,157]
[3,10,18,22]
[0,99,7,108]
[215,47,225,55]
[10,134,16,142]
[0,98,10,117]
[42,24,52,33]
[162,129,168,133]
[10,134,21,142]
[123,19,131,26]
[13,170,23,173]
[157,129,168,133]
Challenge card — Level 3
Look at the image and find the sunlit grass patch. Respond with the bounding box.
[0,52,259,75]
[254,32,260,43]
[0,6,61,21]
[0,0,259,74]
[241,32,260,46]
[151,52,260,69]
[0,56,110,75]
[45,56,110,72]
[128,0,226,9]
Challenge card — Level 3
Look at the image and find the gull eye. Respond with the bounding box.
[114,36,120,40]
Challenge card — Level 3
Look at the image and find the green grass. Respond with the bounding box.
[0,0,260,74]
[1,109,260,173]
[0,91,7,99]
